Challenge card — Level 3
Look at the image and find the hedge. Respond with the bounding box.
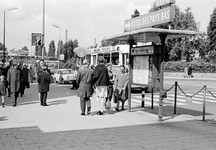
[164,61,216,73]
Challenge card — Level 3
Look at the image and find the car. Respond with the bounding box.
[53,69,75,84]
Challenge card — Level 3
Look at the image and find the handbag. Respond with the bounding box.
[105,100,111,110]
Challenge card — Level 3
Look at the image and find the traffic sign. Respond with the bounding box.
[31,33,42,46]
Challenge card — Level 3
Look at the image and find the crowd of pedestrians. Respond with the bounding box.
[0,59,53,108]
[76,56,129,116]
[0,57,129,116]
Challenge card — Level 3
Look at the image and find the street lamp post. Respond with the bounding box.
[3,7,18,60]
[52,24,61,70]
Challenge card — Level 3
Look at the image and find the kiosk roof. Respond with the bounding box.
[104,28,198,43]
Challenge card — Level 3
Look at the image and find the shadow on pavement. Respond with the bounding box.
[0,116,8,121]
[48,99,67,106]
[130,105,213,117]
[0,120,215,150]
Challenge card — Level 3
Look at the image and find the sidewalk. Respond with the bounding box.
[0,84,216,150]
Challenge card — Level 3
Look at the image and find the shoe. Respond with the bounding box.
[96,111,101,115]
[43,104,49,106]
[121,108,125,111]
[13,104,16,107]
[99,111,103,115]
[2,103,4,108]
[87,111,91,115]
[115,108,120,112]
[80,113,85,116]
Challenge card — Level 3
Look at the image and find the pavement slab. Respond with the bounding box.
[0,84,215,149]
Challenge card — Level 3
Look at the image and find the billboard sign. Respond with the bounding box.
[124,6,175,32]
[155,0,175,8]
[31,33,42,46]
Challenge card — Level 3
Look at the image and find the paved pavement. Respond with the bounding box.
[0,83,216,150]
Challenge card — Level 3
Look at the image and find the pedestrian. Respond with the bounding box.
[105,63,115,110]
[29,66,35,83]
[76,60,94,115]
[0,75,6,108]
[37,64,50,106]
[5,59,13,97]
[184,66,189,78]
[7,63,21,107]
[71,66,79,90]
[18,62,28,97]
[93,56,109,115]
[114,65,129,111]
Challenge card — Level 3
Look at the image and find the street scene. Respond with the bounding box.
[1,0,216,150]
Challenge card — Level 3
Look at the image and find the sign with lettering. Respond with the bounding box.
[124,6,175,32]
[155,0,175,8]
[131,46,154,55]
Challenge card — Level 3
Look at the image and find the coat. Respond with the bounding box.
[37,71,50,93]
[76,66,94,98]
[7,68,21,93]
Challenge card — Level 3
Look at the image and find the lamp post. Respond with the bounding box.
[52,24,61,70]
[3,7,18,60]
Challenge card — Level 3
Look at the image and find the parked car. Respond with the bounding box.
[53,69,75,84]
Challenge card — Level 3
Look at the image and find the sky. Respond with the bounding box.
[0,0,215,53]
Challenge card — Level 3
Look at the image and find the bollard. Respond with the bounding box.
[174,81,178,114]
[151,87,154,109]
[141,88,145,108]
[202,85,206,121]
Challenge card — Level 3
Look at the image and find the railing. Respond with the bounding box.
[139,82,216,121]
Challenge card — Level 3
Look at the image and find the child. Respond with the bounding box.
[0,75,6,108]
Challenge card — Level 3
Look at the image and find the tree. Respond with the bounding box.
[35,45,42,57]
[56,40,63,58]
[207,7,216,62]
[62,39,79,61]
[48,40,56,57]
[149,5,200,61]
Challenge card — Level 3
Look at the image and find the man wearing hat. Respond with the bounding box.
[76,59,94,115]
[37,64,50,106]
[5,59,13,97]
[7,62,21,107]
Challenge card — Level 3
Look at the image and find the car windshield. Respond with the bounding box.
[62,70,72,74]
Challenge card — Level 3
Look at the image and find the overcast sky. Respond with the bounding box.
[0,0,215,52]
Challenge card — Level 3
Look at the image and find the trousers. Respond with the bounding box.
[40,92,47,105]
[13,92,19,106]
[80,97,91,114]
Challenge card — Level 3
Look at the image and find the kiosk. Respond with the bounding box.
[105,28,197,121]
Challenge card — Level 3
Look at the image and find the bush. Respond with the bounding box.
[164,61,216,73]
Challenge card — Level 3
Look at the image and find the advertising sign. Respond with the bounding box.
[131,46,154,55]
[31,33,42,46]
[132,56,149,85]
[155,0,175,8]
[124,6,175,32]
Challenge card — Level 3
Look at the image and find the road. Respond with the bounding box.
[131,77,216,121]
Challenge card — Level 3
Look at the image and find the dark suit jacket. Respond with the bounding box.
[37,71,50,93]
[76,66,94,98]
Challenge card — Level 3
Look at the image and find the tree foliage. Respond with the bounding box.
[62,39,79,61]
[48,40,56,57]
[149,4,200,61]
[207,7,216,62]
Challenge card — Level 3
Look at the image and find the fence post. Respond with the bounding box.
[151,87,154,109]
[174,81,178,114]
[202,85,207,121]
[141,88,145,108]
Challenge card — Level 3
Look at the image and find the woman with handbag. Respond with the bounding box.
[105,64,115,110]
[114,65,129,112]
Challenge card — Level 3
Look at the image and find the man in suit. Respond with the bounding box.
[37,64,50,106]
[76,60,94,115]
[7,63,21,107]
[5,59,13,97]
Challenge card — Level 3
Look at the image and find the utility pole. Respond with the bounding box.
[42,0,45,59]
